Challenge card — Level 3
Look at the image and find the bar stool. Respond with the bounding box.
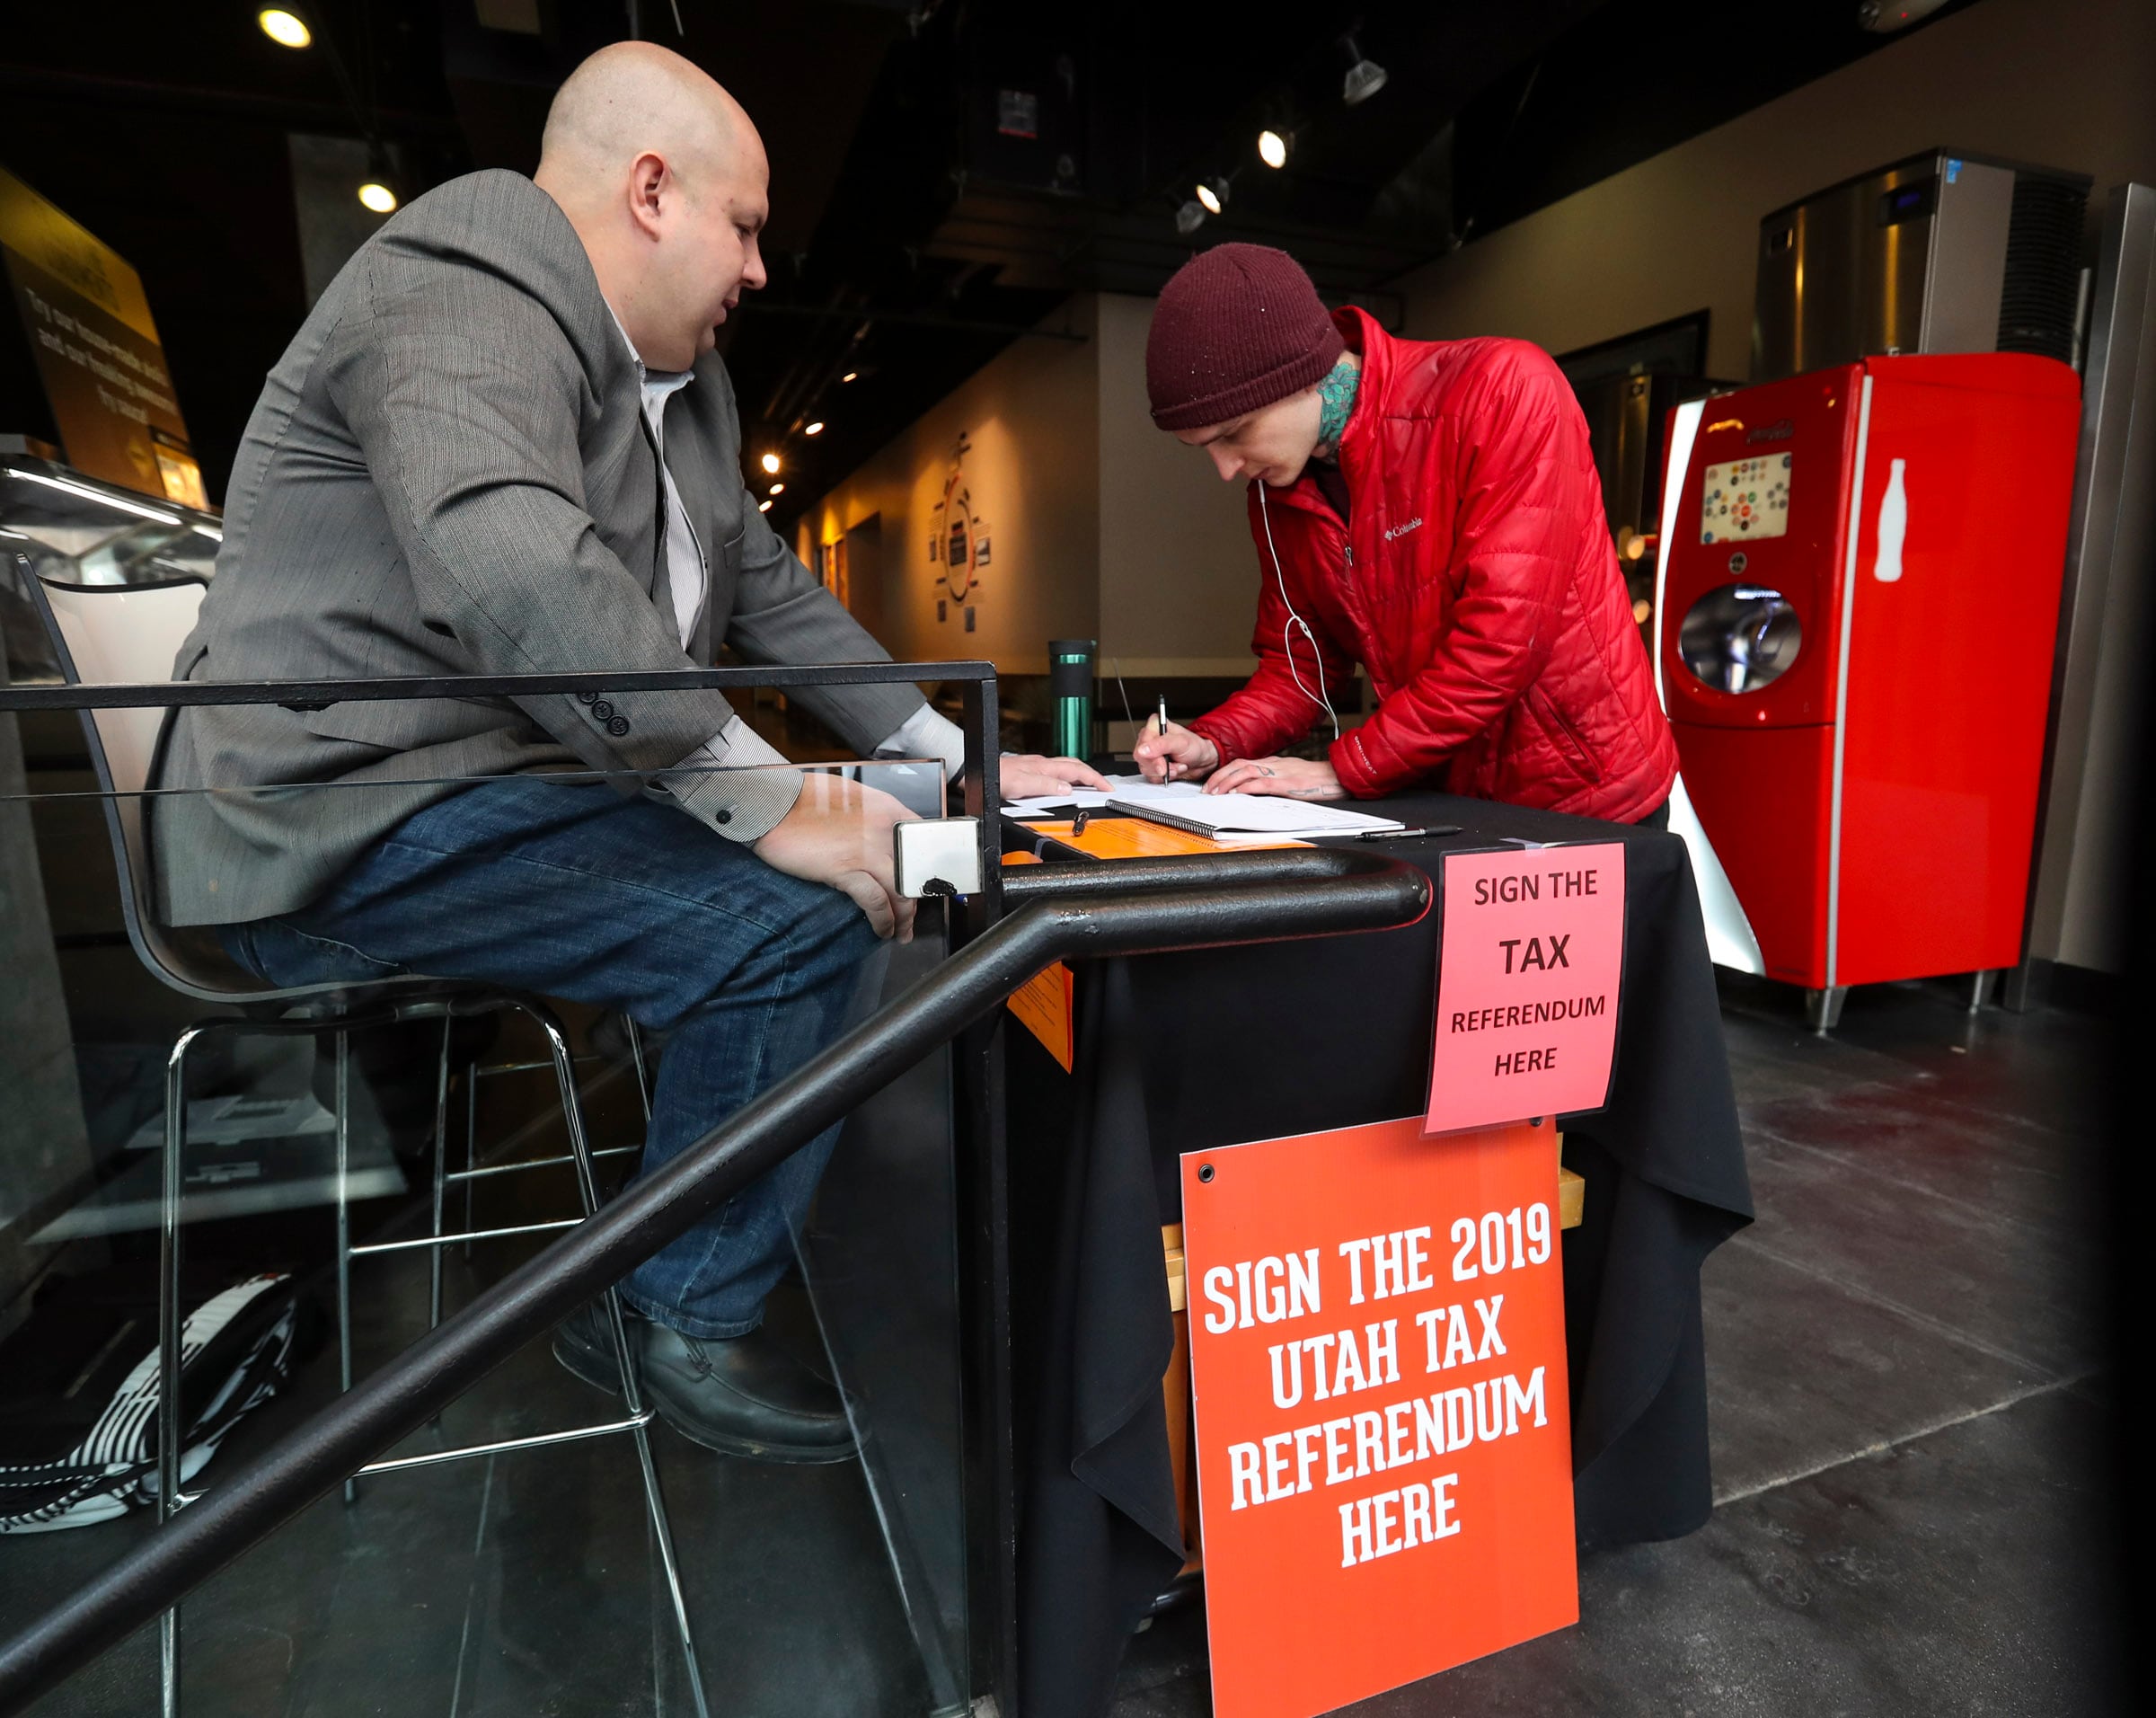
[21,564,711,1718]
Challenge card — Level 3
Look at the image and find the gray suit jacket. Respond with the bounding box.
[153,169,923,927]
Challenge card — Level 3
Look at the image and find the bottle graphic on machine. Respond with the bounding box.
[1874,458,1907,582]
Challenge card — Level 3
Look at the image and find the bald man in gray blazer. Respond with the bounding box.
[154,42,1103,1460]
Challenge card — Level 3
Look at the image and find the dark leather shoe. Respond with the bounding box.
[552,1299,638,1397]
[638,1322,857,1465]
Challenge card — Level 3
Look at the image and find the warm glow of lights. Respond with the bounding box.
[1195,182,1222,216]
[758,499,773,512]
[759,452,781,474]
[1258,129,1288,169]
[805,421,825,436]
[840,371,857,384]
[358,182,398,213]
[768,483,784,496]
[258,8,312,49]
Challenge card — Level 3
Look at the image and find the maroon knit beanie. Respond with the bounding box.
[1146,244,1344,430]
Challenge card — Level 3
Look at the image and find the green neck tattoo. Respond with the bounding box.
[1312,354,1361,462]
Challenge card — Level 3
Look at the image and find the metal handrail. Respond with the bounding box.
[0,846,1428,1714]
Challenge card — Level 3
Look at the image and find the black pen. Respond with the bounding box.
[1153,695,1172,782]
[1356,824,1462,841]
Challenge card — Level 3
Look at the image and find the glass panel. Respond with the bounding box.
[1,536,976,1713]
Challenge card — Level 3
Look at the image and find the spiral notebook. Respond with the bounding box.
[1105,793,1405,842]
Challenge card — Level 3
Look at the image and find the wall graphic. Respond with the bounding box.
[927,430,992,609]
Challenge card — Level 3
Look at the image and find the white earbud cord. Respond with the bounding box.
[1256,483,1341,742]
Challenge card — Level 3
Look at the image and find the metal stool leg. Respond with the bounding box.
[158,1023,210,1718]
[526,1005,710,1718]
[625,1018,653,1123]
[334,1032,356,1507]
[429,1014,455,1333]
[463,1060,478,1259]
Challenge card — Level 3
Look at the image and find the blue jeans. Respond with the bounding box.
[223,776,886,1338]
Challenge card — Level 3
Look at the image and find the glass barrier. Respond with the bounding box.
[1,541,983,1714]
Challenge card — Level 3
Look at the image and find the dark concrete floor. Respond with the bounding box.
[0,976,2125,1715]
[1112,976,2124,1717]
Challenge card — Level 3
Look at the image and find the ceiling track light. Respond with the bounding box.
[760,452,782,475]
[1258,128,1291,169]
[805,421,825,436]
[1339,33,1388,106]
[1175,199,1207,237]
[1195,174,1231,217]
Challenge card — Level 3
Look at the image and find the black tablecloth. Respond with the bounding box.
[1004,792,1754,1718]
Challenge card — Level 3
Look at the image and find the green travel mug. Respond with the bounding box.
[1048,638,1097,761]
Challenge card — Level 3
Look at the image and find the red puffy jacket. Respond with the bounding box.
[1186,309,1678,823]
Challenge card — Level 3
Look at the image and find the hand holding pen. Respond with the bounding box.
[1132,694,1221,785]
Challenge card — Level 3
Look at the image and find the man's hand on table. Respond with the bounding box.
[1202,755,1348,800]
[999,754,1110,800]
[753,773,920,943]
[1131,720,1219,784]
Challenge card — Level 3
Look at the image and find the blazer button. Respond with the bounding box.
[591,699,614,720]
[576,691,598,704]
[606,717,630,737]
[713,808,733,825]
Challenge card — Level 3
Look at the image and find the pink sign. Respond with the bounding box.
[1426,843,1625,1134]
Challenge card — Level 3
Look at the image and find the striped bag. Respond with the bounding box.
[0,1267,304,1533]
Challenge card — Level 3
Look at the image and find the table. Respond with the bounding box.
[1001,791,1754,1718]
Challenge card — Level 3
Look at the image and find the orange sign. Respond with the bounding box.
[1182,1117,1576,1718]
[1426,844,1625,1134]
[1006,961,1074,1070]
[1016,819,1309,859]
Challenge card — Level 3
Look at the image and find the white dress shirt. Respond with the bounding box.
[610,306,967,787]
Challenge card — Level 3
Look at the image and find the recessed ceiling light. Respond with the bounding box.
[1196,176,1229,216]
[805,421,825,436]
[1258,129,1289,169]
[768,483,784,496]
[258,8,311,49]
[841,372,858,384]
[760,453,781,474]
[358,182,397,214]
[758,499,773,512]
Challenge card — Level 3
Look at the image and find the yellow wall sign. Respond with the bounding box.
[0,165,203,506]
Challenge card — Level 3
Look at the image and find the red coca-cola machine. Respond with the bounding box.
[1654,354,2080,1027]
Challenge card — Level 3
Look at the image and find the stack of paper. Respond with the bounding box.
[1001,776,1203,817]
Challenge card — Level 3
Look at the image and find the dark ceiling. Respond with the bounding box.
[0,0,1982,527]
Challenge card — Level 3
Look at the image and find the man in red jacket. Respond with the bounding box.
[1134,244,1677,825]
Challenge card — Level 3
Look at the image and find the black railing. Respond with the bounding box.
[0,843,1427,1714]
[0,658,1009,937]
